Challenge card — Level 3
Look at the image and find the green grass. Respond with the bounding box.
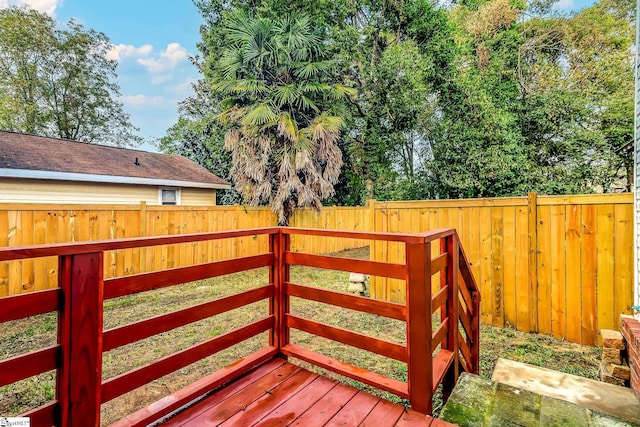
[0,246,601,424]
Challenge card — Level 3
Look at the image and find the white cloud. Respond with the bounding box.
[136,57,164,74]
[554,0,573,9]
[120,94,166,109]
[137,43,189,74]
[173,78,196,97]
[106,43,153,62]
[0,0,62,16]
[151,74,173,84]
[161,43,189,67]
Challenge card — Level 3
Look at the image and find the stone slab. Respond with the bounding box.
[439,372,496,426]
[441,372,640,427]
[486,383,540,427]
[492,358,640,423]
[539,395,589,427]
[591,412,640,427]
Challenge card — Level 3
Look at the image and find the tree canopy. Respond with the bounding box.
[0,6,140,146]
[164,0,634,205]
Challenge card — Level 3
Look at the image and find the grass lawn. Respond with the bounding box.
[0,247,601,424]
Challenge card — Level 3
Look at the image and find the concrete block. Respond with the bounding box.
[603,348,623,365]
[601,329,625,350]
[601,362,627,387]
[348,272,367,282]
[609,363,631,381]
[601,374,627,387]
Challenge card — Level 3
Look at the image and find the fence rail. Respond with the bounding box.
[0,192,634,345]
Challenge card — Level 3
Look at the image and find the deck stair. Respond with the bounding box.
[440,359,640,426]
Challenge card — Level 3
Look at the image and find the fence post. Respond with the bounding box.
[140,202,147,274]
[405,240,432,415]
[527,192,538,332]
[442,233,460,402]
[57,252,104,427]
[368,199,376,232]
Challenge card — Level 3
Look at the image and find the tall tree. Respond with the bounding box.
[160,80,241,205]
[213,12,352,224]
[168,0,634,205]
[0,6,140,146]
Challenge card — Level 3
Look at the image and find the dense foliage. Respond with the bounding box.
[0,6,140,146]
[163,0,634,204]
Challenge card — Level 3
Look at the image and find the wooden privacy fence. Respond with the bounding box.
[0,203,371,296]
[0,192,634,345]
[370,193,634,346]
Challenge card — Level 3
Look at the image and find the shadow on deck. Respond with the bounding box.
[0,227,480,426]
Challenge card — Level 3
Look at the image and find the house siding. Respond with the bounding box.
[181,188,217,206]
[0,178,217,206]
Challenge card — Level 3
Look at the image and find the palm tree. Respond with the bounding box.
[214,12,354,225]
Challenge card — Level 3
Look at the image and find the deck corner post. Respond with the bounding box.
[57,252,104,427]
[269,232,277,349]
[271,229,290,354]
[405,240,433,415]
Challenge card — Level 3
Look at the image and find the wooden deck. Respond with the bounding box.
[160,358,454,427]
[0,227,480,426]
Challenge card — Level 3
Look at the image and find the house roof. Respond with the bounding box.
[0,131,230,190]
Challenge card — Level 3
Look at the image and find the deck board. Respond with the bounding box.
[252,376,337,427]
[325,390,381,426]
[360,399,405,426]
[159,359,455,427]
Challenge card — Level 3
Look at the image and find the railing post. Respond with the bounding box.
[272,230,290,353]
[405,240,432,415]
[57,252,104,427]
[471,290,481,373]
[281,232,291,347]
[442,234,460,401]
[269,232,278,348]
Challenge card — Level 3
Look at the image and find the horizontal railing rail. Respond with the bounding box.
[0,226,480,426]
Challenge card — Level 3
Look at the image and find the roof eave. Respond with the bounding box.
[0,168,232,190]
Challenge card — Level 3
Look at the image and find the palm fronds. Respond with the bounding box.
[213,11,347,225]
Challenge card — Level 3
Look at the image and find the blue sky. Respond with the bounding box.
[0,0,204,151]
[0,0,599,152]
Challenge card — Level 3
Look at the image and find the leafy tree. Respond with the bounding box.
[160,80,241,204]
[213,12,353,224]
[0,6,140,146]
[515,0,634,193]
[167,0,634,205]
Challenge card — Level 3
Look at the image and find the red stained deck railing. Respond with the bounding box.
[0,227,480,426]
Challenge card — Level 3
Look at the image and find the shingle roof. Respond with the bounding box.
[0,131,229,188]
